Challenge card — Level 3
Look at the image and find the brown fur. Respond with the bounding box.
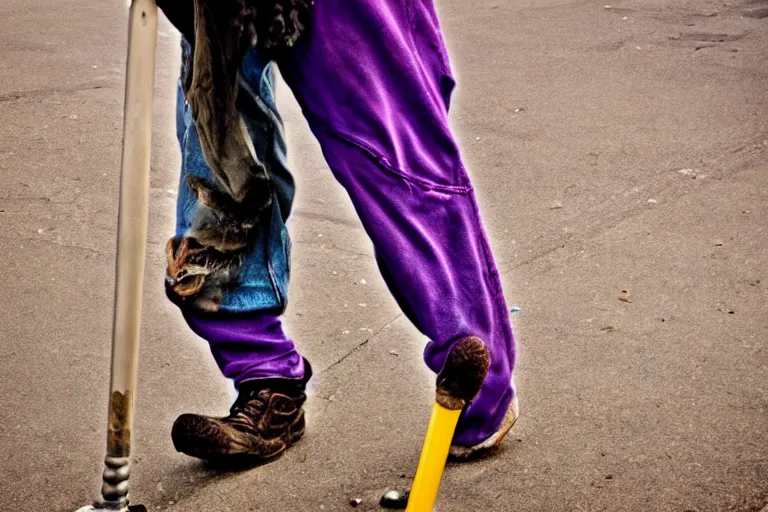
[436,336,490,410]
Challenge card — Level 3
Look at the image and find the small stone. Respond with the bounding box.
[389,349,399,356]
[605,474,613,480]
[380,490,409,509]
[510,306,521,313]
[647,198,658,204]
[350,498,362,507]
[360,279,367,285]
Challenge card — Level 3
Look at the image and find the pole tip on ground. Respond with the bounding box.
[436,336,490,410]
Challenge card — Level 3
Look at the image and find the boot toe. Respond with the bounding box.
[172,413,247,459]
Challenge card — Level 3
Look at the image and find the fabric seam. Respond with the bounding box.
[307,115,473,194]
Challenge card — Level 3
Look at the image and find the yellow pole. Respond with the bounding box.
[405,402,463,512]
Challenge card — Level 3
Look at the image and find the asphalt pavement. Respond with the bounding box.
[1,0,767,511]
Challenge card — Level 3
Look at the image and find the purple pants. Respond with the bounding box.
[184,0,516,447]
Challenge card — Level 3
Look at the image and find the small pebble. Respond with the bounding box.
[510,306,521,313]
[350,498,362,507]
[380,490,409,509]
[389,349,399,356]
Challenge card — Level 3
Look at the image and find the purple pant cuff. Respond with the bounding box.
[182,308,305,386]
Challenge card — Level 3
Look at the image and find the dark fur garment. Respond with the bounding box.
[157,0,313,53]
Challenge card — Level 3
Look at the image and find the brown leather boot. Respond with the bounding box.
[171,360,312,466]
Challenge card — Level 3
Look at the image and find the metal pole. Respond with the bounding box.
[77,1,157,510]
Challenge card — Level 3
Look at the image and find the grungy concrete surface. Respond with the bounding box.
[0,0,766,511]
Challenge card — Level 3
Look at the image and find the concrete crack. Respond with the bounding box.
[0,234,110,257]
[0,81,113,104]
[293,208,361,230]
[319,313,403,376]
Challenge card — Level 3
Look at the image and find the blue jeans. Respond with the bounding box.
[173,41,293,313]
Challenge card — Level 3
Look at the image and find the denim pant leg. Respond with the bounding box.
[172,42,304,383]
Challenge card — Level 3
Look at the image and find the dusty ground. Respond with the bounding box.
[0,0,766,511]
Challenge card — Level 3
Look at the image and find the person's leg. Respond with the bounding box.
[278,0,517,453]
[171,39,303,382]
[183,309,305,384]
[168,41,309,463]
